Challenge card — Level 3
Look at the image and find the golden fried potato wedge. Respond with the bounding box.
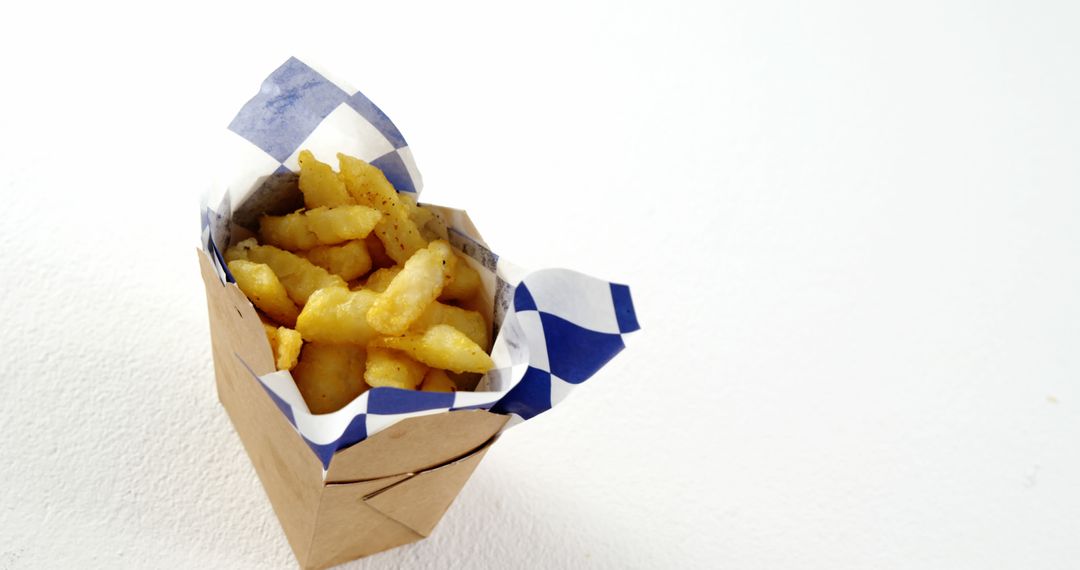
[337,153,405,216]
[371,217,428,265]
[305,206,383,244]
[411,301,488,349]
[292,343,367,414]
[296,287,380,345]
[366,240,454,335]
[364,347,428,390]
[298,150,353,208]
[275,326,303,371]
[338,153,428,264]
[258,210,317,250]
[372,324,494,374]
[262,322,303,371]
[223,237,257,263]
[302,240,371,282]
[440,255,482,302]
[242,243,346,305]
[260,205,381,251]
[363,266,402,293]
[419,368,457,392]
[227,259,300,327]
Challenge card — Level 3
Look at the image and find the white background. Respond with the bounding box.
[1,1,1078,569]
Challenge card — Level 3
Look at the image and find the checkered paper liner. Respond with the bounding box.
[201,57,639,470]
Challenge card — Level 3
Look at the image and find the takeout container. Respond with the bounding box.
[198,57,638,569]
[199,244,508,569]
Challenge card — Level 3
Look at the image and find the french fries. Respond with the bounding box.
[337,153,405,216]
[363,266,401,293]
[372,218,428,265]
[295,287,380,346]
[303,240,372,281]
[259,205,381,251]
[263,322,303,371]
[420,369,456,392]
[339,153,428,264]
[371,324,494,374]
[298,150,351,208]
[440,255,481,301]
[228,259,300,327]
[225,150,495,413]
[292,343,367,414]
[366,240,455,335]
[305,206,383,244]
[364,347,428,390]
[227,239,346,305]
[411,300,489,348]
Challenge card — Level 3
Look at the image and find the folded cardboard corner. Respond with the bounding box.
[198,252,508,569]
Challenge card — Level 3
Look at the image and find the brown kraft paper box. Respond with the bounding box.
[200,58,637,569]
[198,249,509,569]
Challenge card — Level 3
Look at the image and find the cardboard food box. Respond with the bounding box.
[199,251,509,569]
[198,57,638,569]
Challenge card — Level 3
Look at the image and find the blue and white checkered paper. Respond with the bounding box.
[201,57,639,471]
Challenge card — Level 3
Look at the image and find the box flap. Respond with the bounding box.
[362,442,492,537]
[305,479,421,570]
[199,251,325,563]
[325,410,507,483]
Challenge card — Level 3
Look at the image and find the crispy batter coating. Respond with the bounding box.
[366,240,454,335]
[292,343,367,414]
[372,324,494,374]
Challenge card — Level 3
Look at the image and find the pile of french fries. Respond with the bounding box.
[224,151,493,414]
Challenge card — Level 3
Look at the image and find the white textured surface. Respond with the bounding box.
[2,1,1079,569]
